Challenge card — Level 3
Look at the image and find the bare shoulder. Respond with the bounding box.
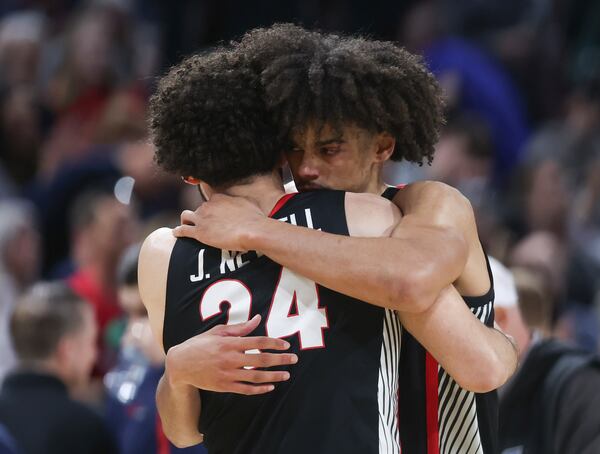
[139,227,177,281]
[140,227,178,260]
[345,192,402,237]
[392,181,475,230]
[395,181,491,293]
[138,227,177,349]
[394,181,470,208]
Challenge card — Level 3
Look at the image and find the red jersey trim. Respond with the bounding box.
[425,352,440,454]
[268,193,297,217]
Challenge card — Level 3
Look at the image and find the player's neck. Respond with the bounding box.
[219,171,286,215]
[363,169,388,196]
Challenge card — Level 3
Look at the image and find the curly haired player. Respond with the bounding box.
[174,25,517,454]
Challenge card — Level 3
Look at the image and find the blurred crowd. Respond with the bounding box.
[0,0,599,453]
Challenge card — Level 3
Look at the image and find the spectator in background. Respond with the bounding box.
[424,114,514,255]
[494,261,600,454]
[0,86,44,186]
[428,114,494,198]
[520,79,600,275]
[523,79,600,190]
[398,0,530,185]
[40,5,145,179]
[0,282,117,454]
[572,155,600,273]
[0,10,45,188]
[67,189,138,377]
[105,244,207,454]
[507,157,571,241]
[509,230,599,351]
[28,136,179,276]
[0,200,40,384]
[0,10,44,91]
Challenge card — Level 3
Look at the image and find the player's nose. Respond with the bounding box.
[297,156,320,181]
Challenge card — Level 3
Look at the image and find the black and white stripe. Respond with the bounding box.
[437,301,493,454]
[378,309,402,454]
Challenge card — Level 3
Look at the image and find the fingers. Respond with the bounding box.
[234,369,290,384]
[180,210,197,226]
[174,210,199,238]
[224,367,292,395]
[172,224,196,238]
[214,314,261,337]
[227,383,275,396]
[235,336,290,352]
[236,351,298,368]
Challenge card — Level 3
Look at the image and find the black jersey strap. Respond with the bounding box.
[381,184,406,201]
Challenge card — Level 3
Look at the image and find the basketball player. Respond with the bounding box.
[140,45,515,453]
[173,25,515,454]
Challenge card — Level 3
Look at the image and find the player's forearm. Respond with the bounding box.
[393,181,481,294]
[156,368,203,448]
[399,286,518,392]
[389,222,467,308]
[245,218,454,312]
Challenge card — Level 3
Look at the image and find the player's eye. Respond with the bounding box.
[321,147,340,156]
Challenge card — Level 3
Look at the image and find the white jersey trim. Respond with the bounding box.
[437,301,493,454]
[378,309,402,454]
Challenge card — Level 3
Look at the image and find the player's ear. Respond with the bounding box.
[182,176,213,201]
[182,176,202,185]
[373,132,395,163]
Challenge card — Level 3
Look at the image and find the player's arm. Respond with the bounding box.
[154,316,294,447]
[391,181,518,390]
[343,192,517,390]
[156,373,203,448]
[139,228,204,447]
[138,228,176,348]
[174,193,466,313]
[139,229,298,445]
[390,181,490,296]
[400,286,518,392]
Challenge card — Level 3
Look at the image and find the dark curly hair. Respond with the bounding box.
[148,47,282,188]
[236,24,445,164]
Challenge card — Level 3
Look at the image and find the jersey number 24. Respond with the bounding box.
[200,268,329,349]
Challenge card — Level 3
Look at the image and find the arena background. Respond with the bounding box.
[0,0,599,453]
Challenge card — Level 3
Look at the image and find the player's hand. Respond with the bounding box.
[165,314,298,395]
[173,194,267,251]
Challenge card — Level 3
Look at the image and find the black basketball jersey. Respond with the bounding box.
[382,185,498,454]
[163,190,402,454]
